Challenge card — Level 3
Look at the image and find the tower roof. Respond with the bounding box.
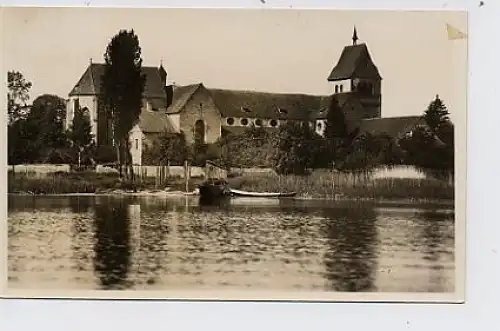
[327,34,382,82]
[69,63,168,98]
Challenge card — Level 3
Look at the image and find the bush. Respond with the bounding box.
[95,145,117,164]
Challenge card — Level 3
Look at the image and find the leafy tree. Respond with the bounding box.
[423,95,450,134]
[216,125,277,168]
[398,125,442,169]
[143,131,189,166]
[8,118,40,165]
[7,71,32,124]
[8,94,71,165]
[67,105,95,166]
[342,132,401,171]
[28,94,68,150]
[272,121,322,175]
[100,29,146,178]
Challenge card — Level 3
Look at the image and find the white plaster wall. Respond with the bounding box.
[67,96,98,143]
[332,79,351,94]
[168,113,181,132]
[129,124,144,166]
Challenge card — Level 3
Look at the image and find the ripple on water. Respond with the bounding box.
[8,196,455,293]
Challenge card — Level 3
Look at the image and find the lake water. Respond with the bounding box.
[7,195,455,293]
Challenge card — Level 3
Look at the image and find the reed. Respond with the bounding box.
[236,169,454,201]
[8,171,205,194]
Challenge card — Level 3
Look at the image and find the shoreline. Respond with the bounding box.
[7,191,454,207]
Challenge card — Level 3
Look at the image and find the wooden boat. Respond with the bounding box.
[229,188,297,198]
[198,178,231,205]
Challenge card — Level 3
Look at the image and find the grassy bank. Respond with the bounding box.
[233,170,454,201]
[8,169,454,201]
[8,171,204,195]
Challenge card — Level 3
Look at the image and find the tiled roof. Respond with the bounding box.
[69,63,167,98]
[359,116,424,138]
[327,43,382,81]
[138,109,176,134]
[165,84,202,114]
[207,88,332,120]
[311,93,354,120]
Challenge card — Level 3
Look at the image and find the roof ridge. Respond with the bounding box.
[89,63,96,95]
[208,87,330,98]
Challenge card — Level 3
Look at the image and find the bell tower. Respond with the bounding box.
[327,27,382,119]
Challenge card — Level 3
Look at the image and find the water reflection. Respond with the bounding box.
[7,195,456,292]
[322,204,378,292]
[92,198,132,289]
[419,210,455,292]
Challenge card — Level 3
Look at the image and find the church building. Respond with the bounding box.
[66,28,423,165]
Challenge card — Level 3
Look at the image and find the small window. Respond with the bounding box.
[335,85,339,93]
[339,85,343,93]
[255,119,262,127]
[270,119,278,127]
[135,139,139,150]
[240,118,249,126]
[317,122,322,129]
[226,117,235,125]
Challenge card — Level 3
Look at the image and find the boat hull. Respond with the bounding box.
[198,179,231,205]
[229,188,297,198]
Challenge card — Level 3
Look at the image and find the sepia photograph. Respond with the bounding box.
[1,6,467,302]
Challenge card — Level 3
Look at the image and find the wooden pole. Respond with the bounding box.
[184,160,189,193]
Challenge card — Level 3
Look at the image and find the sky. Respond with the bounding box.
[1,7,467,120]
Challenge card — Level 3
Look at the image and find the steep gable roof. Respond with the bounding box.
[327,43,382,81]
[208,88,331,120]
[359,116,423,138]
[165,84,202,114]
[69,63,167,98]
[311,93,359,120]
[138,109,176,134]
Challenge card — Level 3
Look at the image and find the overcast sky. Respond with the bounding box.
[1,7,467,120]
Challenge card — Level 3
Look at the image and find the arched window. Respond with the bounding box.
[240,118,249,126]
[194,119,205,145]
[335,85,339,93]
[255,119,262,127]
[226,117,235,125]
[317,122,322,130]
[339,85,343,93]
[270,119,278,127]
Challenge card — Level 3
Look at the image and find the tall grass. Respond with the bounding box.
[235,169,454,201]
[8,170,206,194]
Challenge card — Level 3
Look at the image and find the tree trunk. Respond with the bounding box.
[124,135,135,181]
[115,140,122,178]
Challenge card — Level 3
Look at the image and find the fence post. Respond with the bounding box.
[184,160,189,193]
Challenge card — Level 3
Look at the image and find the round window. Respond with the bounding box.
[226,117,235,125]
[270,119,278,127]
[241,118,249,126]
[255,119,262,126]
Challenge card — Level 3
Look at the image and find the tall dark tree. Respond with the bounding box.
[8,94,70,165]
[100,29,146,178]
[28,94,68,149]
[7,71,32,124]
[323,98,352,168]
[272,121,321,175]
[8,117,40,165]
[423,95,450,134]
[68,105,95,166]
